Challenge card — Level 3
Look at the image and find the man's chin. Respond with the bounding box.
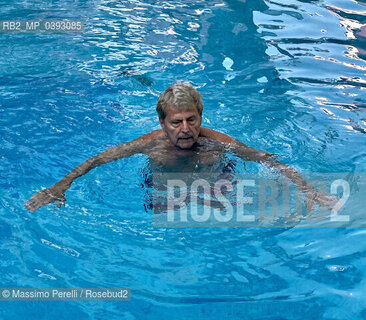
[176,138,195,149]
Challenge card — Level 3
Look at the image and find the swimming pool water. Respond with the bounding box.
[0,0,365,319]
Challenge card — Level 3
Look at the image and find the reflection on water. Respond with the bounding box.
[256,0,366,145]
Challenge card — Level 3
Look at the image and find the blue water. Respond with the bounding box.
[1,0,366,319]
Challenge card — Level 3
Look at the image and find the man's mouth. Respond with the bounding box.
[178,137,193,141]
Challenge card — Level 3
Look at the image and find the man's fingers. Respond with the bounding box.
[24,200,39,213]
[25,196,44,213]
[56,196,66,208]
[24,196,40,212]
[306,192,339,211]
[24,201,32,211]
[24,189,64,213]
[56,201,64,208]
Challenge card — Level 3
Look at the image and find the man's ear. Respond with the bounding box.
[159,118,165,130]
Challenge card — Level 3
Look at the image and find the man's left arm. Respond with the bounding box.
[200,127,337,209]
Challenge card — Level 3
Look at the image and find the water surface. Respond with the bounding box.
[0,0,365,319]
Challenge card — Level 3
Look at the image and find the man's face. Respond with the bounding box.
[160,104,202,149]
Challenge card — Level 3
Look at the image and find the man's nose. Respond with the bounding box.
[181,120,189,132]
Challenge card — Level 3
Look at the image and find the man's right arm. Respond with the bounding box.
[25,130,161,213]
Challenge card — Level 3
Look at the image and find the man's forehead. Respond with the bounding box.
[166,104,199,118]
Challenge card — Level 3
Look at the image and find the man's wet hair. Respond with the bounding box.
[156,82,203,120]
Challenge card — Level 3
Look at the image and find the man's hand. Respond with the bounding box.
[305,189,339,212]
[24,181,69,213]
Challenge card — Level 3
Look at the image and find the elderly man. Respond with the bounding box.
[25,83,336,213]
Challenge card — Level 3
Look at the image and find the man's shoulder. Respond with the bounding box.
[137,129,165,142]
[199,127,236,143]
[124,130,166,154]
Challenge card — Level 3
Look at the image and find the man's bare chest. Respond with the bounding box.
[146,137,228,169]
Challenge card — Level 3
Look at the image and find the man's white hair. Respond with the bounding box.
[156,82,203,120]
